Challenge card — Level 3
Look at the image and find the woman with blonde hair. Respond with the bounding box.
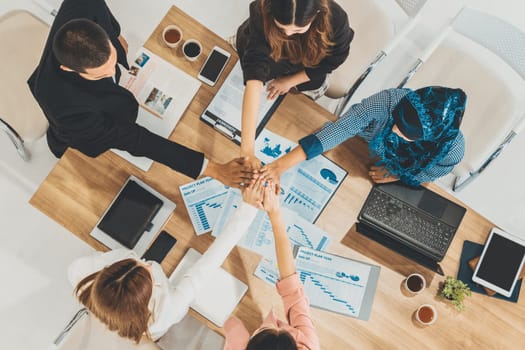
[235,0,354,170]
[68,181,265,343]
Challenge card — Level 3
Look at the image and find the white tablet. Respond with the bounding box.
[472,227,525,297]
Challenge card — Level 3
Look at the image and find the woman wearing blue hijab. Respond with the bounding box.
[262,86,467,186]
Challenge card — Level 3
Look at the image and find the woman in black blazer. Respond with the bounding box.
[235,0,354,170]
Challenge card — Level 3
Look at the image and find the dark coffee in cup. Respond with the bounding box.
[407,274,424,292]
[405,273,426,294]
[182,39,202,61]
[183,42,201,58]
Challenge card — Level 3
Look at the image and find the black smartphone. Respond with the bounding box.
[141,231,177,263]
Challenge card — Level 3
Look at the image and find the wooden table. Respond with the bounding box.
[30,6,525,349]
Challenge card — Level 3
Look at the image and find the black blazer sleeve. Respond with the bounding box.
[304,1,354,81]
[60,109,205,179]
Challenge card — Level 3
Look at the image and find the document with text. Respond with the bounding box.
[113,47,201,171]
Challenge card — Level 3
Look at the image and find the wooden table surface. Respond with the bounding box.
[30,6,525,349]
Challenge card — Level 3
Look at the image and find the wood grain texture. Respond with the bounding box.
[30,6,524,349]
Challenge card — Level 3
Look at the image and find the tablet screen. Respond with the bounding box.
[476,233,525,291]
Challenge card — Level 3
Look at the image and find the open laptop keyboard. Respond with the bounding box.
[360,189,456,260]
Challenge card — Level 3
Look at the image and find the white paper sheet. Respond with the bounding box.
[112,47,201,171]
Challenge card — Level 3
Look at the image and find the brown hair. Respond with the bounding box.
[75,258,153,343]
[246,328,298,350]
[260,0,333,67]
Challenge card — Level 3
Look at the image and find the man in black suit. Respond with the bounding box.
[28,0,252,185]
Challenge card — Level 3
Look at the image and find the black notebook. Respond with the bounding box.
[97,180,163,249]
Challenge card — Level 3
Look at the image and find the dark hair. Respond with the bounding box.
[392,98,422,140]
[246,328,298,350]
[261,0,333,66]
[75,258,153,343]
[52,19,111,73]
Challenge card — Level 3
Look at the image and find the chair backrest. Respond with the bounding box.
[327,0,428,99]
[452,7,525,80]
[0,10,49,141]
[54,309,161,350]
[394,0,427,18]
[157,314,225,350]
[405,8,525,177]
[326,0,394,98]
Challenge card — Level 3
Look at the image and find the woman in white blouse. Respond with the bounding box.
[68,181,264,343]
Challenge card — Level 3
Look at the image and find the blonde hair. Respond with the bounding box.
[75,258,153,343]
[260,0,333,67]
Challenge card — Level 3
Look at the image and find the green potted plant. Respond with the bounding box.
[439,276,472,311]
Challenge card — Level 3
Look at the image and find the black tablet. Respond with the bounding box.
[472,228,525,297]
[97,180,163,249]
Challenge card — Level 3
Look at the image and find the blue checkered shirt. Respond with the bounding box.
[299,88,465,184]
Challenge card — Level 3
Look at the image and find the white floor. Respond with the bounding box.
[0,0,524,349]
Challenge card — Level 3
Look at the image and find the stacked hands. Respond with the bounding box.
[211,154,399,190]
[241,177,281,215]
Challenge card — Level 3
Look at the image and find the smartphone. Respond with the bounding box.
[141,231,177,263]
[198,46,231,86]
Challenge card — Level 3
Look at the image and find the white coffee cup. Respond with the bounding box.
[404,273,426,294]
[182,39,202,61]
[415,304,437,326]
[162,25,183,48]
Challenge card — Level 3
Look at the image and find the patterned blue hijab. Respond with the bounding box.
[368,86,466,186]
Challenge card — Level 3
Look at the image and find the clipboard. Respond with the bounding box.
[200,61,284,144]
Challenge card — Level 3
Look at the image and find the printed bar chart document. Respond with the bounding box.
[114,47,201,171]
[179,177,230,235]
[212,190,331,262]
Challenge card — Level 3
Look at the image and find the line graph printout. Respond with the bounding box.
[212,192,331,262]
[296,247,380,320]
[255,247,381,320]
[179,177,229,235]
[255,129,347,222]
[239,208,331,261]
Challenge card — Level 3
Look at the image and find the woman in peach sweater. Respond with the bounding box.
[223,179,320,350]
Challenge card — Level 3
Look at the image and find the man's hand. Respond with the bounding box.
[203,157,257,188]
[117,35,129,54]
[242,178,264,209]
[369,165,399,184]
[266,77,295,100]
